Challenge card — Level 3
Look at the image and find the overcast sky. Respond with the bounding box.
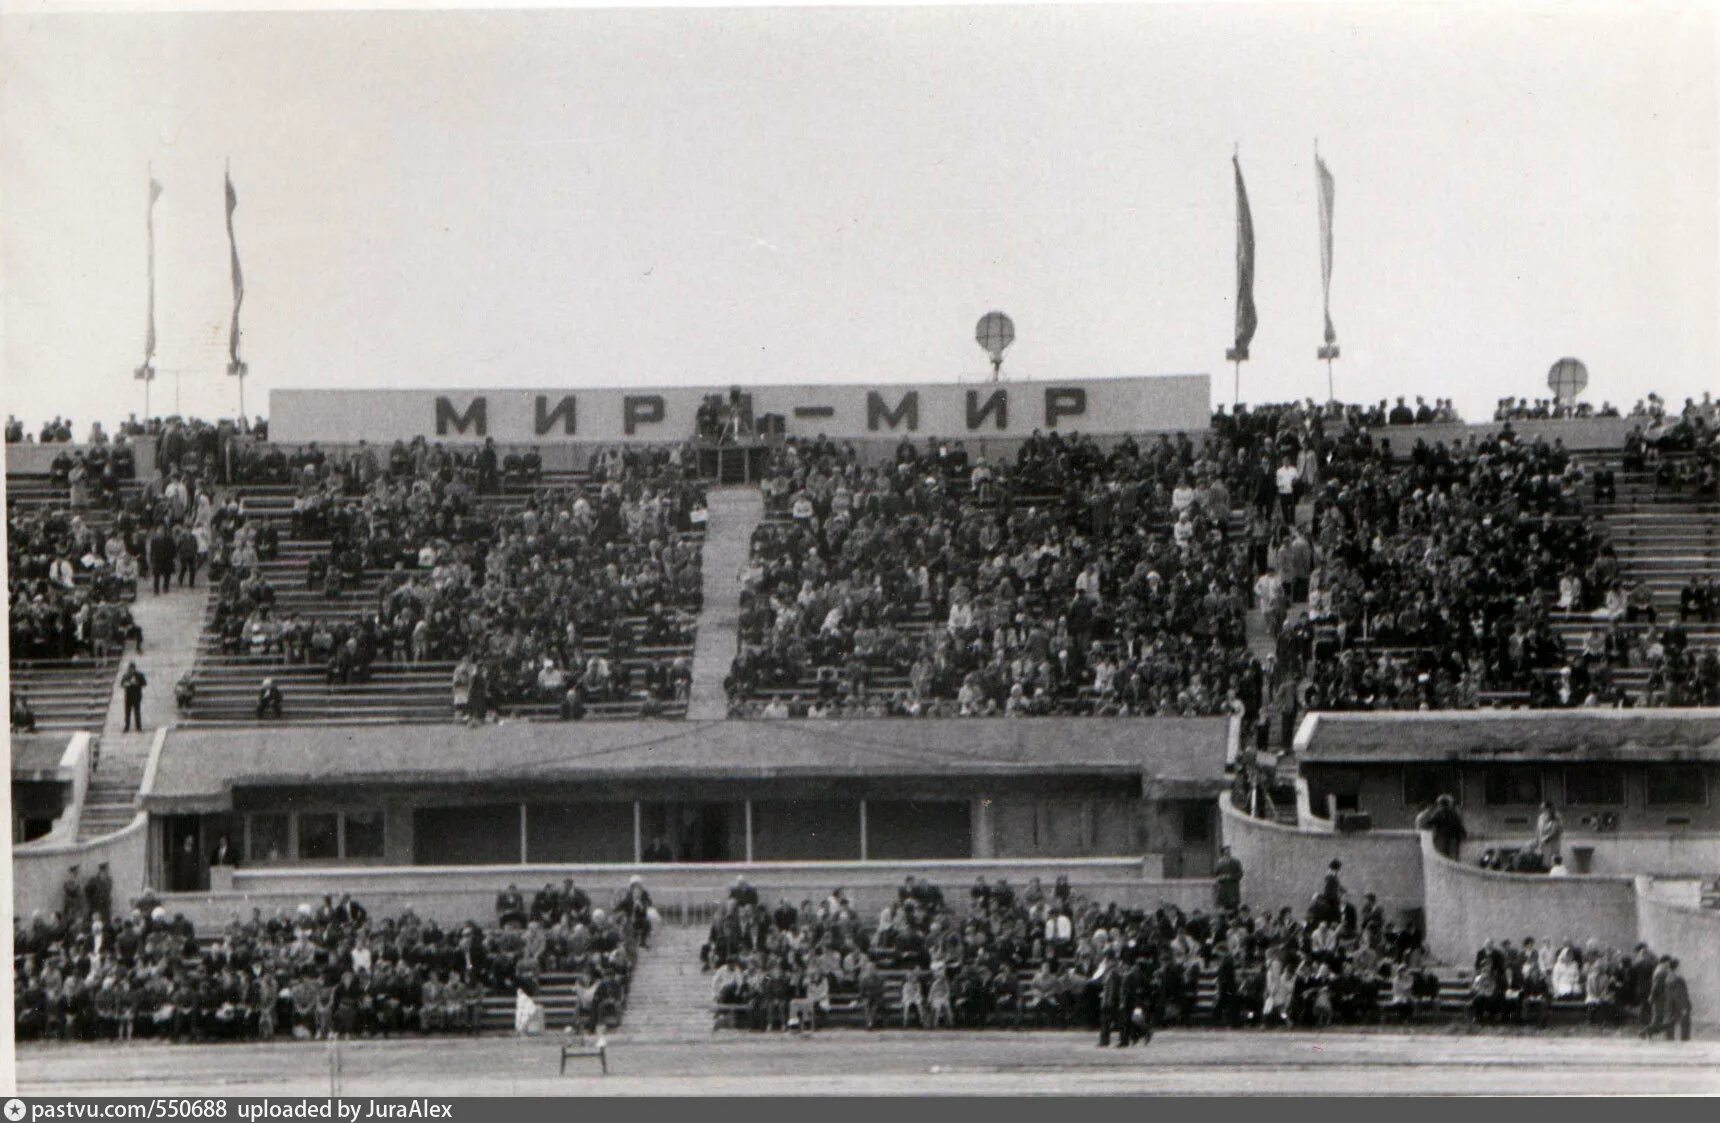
[3,3,1715,429]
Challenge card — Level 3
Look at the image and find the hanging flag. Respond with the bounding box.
[143,175,163,369]
[225,168,245,375]
[1231,155,1258,361]
[1317,153,1337,347]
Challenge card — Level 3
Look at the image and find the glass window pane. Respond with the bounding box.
[248,813,289,863]
[343,809,385,859]
[1484,766,1542,806]
[298,812,339,860]
[1645,766,1706,806]
[1404,766,1461,808]
[1564,765,1624,806]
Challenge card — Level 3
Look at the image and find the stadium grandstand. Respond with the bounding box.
[9,381,1719,1047]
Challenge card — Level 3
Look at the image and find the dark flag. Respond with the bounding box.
[225,168,245,375]
[143,176,163,369]
[1317,153,1337,347]
[1231,155,1258,361]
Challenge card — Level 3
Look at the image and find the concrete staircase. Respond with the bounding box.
[77,735,151,841]
[611,923,713,1040]
[1552,451,1720,693]
[686,486,763,720]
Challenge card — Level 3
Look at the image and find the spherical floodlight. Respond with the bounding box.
[976,311,1016,377]
[1547,357,1588,404]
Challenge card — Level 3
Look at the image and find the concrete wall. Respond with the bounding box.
[1635,877,1720,1027]
[11,814,148,921]
[1370,416,1634,452]
[1466,833,1720,877]
[1420,833,1639,962]
[149,857,1213,928]
[5,442,156,475]
[1218,793,1424,919]
[1302,760,1720,836]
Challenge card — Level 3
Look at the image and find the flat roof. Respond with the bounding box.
[144,717,1231,810]
[1299,710,1720,764]
[9,733,73,780]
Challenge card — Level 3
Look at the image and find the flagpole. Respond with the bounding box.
[225,159,248,424]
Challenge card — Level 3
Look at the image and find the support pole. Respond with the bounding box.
[1317,344,1341,404]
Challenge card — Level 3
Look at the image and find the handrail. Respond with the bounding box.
[230,855,1153,883]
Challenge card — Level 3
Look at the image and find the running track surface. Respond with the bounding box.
[15,1030,1720,1095]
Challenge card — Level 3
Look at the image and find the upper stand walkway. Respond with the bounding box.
[686,487,763,719]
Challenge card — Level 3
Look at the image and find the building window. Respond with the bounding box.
[1564,765,1625,807]
[343,809,386,859]
[1484,766,1543,807]
[1404,765,1461,808]
[248,813,289,862]
[298,812,340,860]
[1645,765,1707,807]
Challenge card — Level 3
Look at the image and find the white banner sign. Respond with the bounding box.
[271,375,1210,445]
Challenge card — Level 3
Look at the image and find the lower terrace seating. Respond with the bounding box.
[698,875,1675,1035]
[13,884,645,1042]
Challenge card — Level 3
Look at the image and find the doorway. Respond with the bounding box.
[641,801,743,862]
[164,815,207,892]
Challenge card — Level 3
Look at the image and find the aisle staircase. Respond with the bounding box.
[685,487,762,719]
[1552,451,1720,693]
[77,735,150,841]
[610,923,714,1040]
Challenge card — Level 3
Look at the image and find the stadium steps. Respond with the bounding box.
[76,734,152,841]
[474,971,619,1034]
[8,658,118,731]
[608,923,714,1040]
[687,486,759,719]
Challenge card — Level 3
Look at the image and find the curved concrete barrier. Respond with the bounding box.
[1218,793,1423,919]
[11,812,148,922]
[1636,877,1720,1028]
[1420,833,1638,962]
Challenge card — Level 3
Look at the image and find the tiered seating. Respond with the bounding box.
[8,657,117,731]
[1540,449,1720,703]
[728,434,1255,718]
[710,962,1598,1030]
[178,468,702,726]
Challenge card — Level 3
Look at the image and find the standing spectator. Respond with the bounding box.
[1214,846,1244,911]
[1415,794,1468,860]
[1641,960,1693,1042]
[84,862,114,923]
[176,526,200,588]
[1532,801,1563,865]
[148,527,177,596]
[119,662,148,733]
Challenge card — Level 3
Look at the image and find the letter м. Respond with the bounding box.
[434,396,487,437]
[535,394,577,436]
[867,390,920,432]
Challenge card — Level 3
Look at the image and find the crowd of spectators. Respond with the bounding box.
[725,427,1262,718]
[10,417,274,681]
[13,880,642,1044]
[697,871,1692,1037]
[210,439,706,720]
[1493,398,1622,422]
[725,395,1717,723]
